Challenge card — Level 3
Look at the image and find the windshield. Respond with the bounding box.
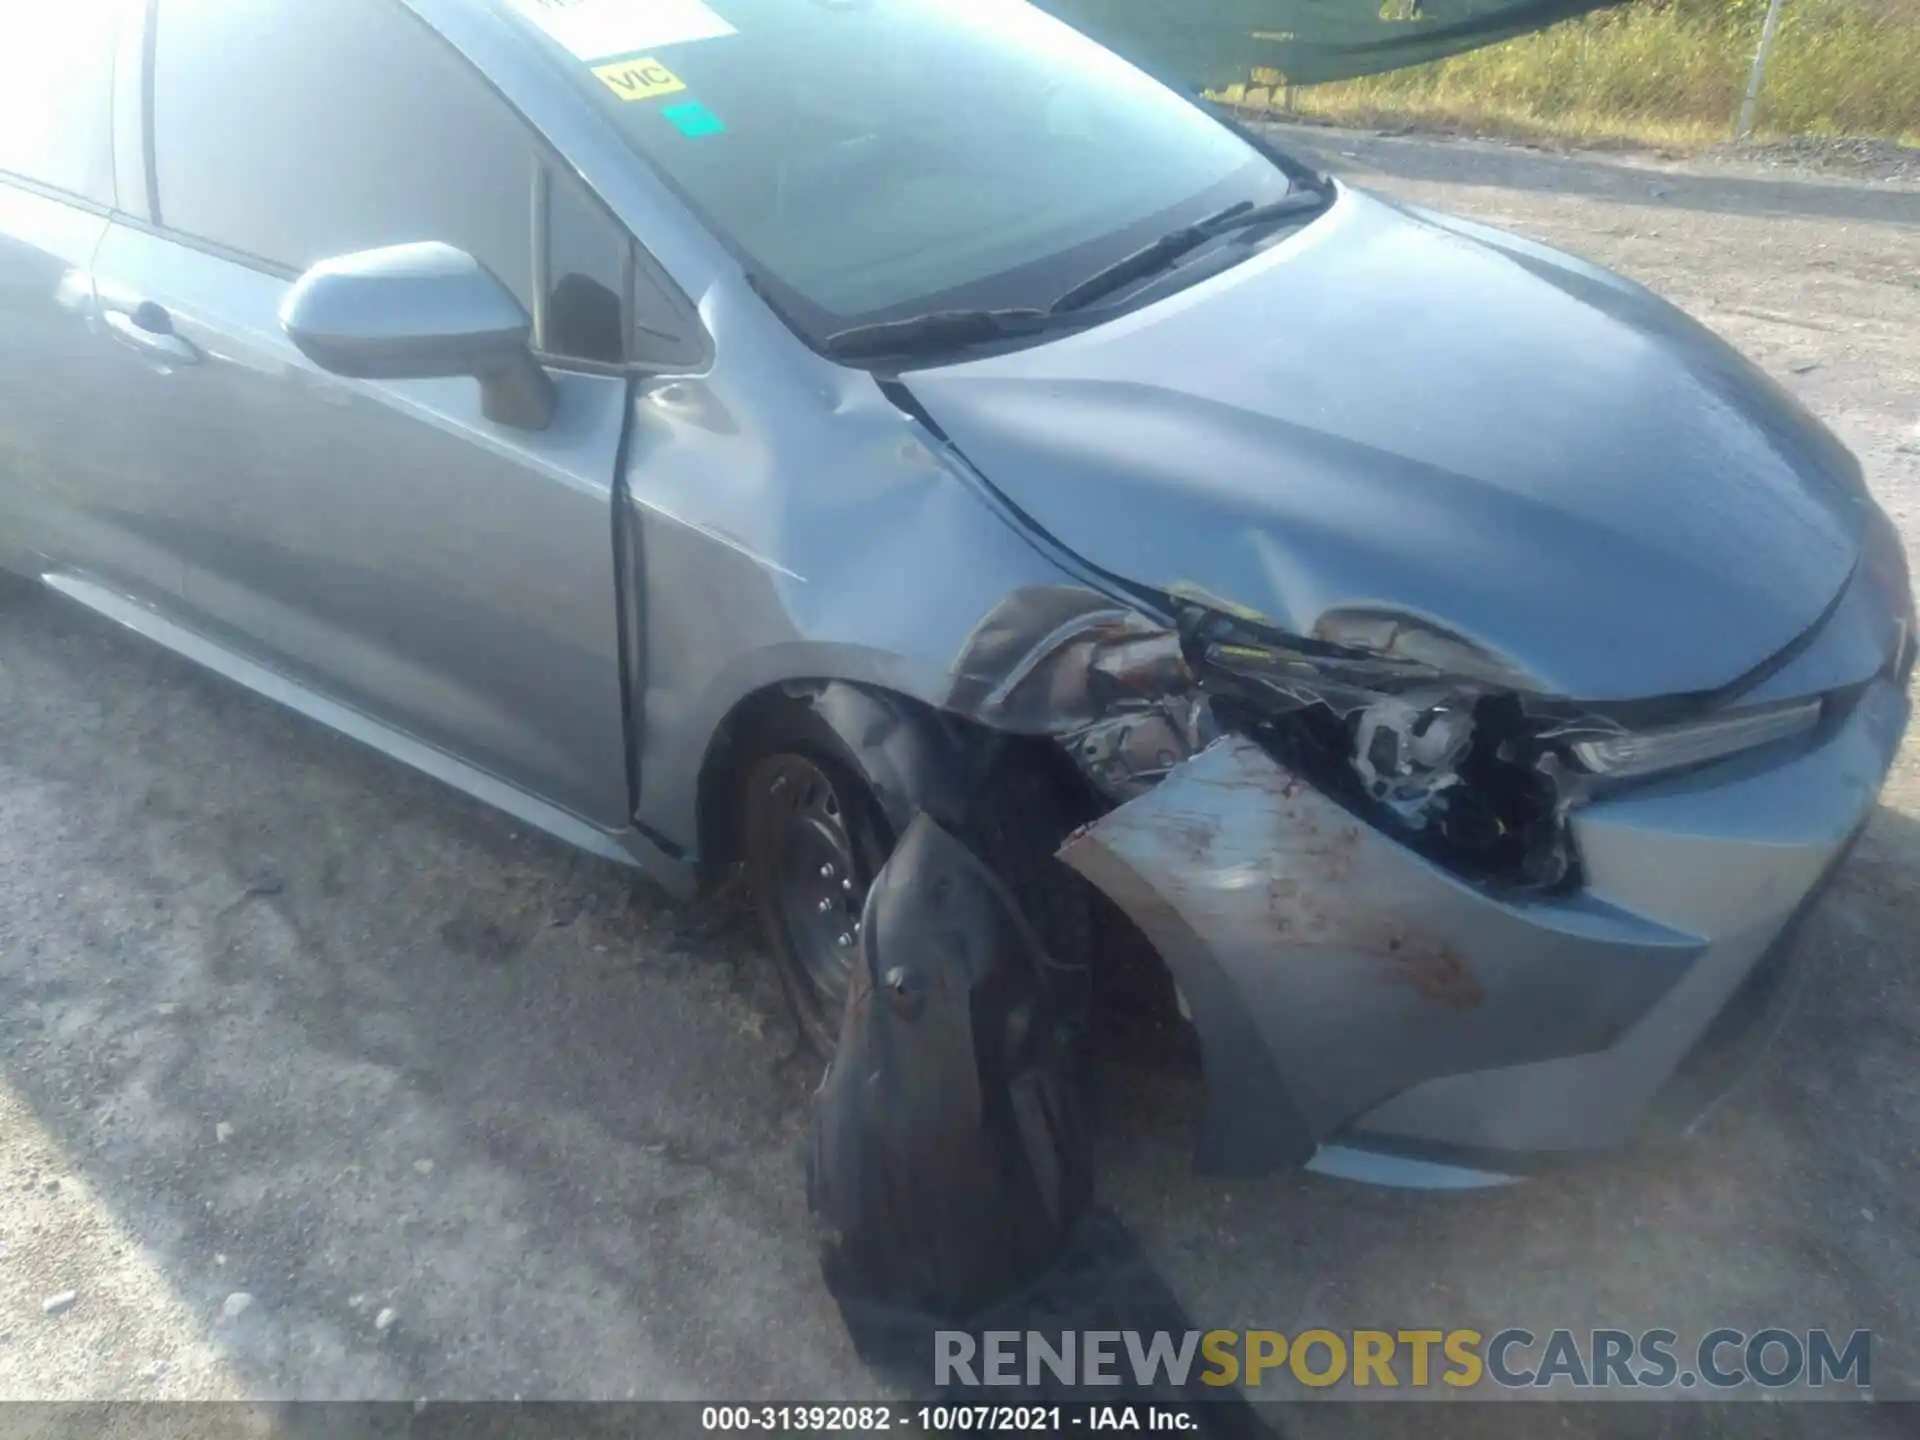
[507,0,1293,345]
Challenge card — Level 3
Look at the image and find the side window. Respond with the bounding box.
[153,0,539,308]
[631,249,709,370]
[543,165,626,366]
[543,166,705,370]
[0,2,120,205]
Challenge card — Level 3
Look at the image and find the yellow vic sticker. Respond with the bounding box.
[591,57,686,102]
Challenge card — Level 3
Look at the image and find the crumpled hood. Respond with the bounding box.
[905,186,1870,701]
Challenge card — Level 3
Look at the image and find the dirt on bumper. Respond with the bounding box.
[1057,678,1911,1174]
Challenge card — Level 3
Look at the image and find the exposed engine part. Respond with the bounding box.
[1212,667,1579,890]
[949,586,1227,803]
[945,585,1194,733]
[1312,606,1542,690]
[1087,629,1191,698]
[1064,694,1218,803]
[1350,687,1478,821]
[950,586,1583,888]
[951,583,1805,897]
[1175,606,1589,888]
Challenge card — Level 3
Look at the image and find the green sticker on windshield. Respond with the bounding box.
[661,100,725,137]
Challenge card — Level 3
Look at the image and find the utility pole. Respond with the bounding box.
[1735,0,1788,141]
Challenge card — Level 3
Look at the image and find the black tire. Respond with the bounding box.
[742,729,894,1055]
[738,703,1093,1056]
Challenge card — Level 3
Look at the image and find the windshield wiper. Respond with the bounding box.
[822,307,1090,363]
[1050,187,1334,316]
[817,183,1334,363]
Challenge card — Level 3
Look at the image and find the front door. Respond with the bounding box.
[85,0,641,829]
[0,0,156,596]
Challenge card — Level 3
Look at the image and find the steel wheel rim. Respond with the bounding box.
[760,754,871,1013]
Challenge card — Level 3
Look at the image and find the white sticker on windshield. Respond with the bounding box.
[511,0,736,63]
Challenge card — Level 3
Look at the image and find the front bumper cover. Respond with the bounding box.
[1059,677,1910,1177]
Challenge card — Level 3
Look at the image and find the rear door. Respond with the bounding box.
[0,1,149,588]
[87,0,641,829]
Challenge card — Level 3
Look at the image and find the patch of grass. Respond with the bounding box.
[1230,0,1920,149]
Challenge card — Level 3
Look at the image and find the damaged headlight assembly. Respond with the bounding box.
[1564,696,1822,781]
[1172,606,1586,889]
[961,588,1830,897]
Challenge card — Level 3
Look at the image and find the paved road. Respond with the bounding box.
[4,127,1918,1430]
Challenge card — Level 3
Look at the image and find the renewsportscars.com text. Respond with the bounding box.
[935,1327,1871,1393]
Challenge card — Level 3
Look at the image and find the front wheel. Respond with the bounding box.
[743,746,893,1055]
[739,710,1093,1057]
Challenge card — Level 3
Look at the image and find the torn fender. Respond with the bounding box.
[942,583,1188,735]
[806,681,995,835]
[807,813,1277,1433]
[810,813,1090,1323]
[1058,735,1706,1174]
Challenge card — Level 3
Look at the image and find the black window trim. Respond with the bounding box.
[126,0,708,377]
[140,0,161,224]
[529,161,551,350]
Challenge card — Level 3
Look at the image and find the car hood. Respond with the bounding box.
[903,186,1870,701]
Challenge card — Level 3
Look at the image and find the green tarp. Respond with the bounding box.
[1032,0,1628,88]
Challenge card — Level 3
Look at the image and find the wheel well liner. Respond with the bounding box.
[696,681,999,881]
[698,679,1313,1175]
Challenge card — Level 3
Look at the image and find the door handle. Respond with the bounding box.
[104,305,202,365]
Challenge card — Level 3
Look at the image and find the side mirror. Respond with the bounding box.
[279,242,556,430]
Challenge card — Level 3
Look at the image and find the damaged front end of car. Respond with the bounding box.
[940,582,1841,1179]
[949,583,1684,895]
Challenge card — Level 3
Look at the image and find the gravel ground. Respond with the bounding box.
[1718,136,1920,186]
[3,128,1919,1428]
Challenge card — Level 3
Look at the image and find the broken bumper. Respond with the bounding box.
[1059,677,1910,1182]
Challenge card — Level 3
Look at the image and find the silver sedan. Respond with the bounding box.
[0,0,1909,1187]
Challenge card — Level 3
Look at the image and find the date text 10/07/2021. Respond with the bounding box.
[701,1405,1204,1431]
